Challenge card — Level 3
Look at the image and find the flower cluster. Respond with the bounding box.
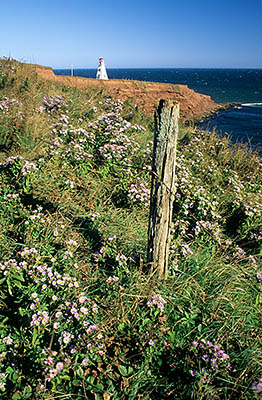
[45,360,65,382]
[45,100,96,165]
[25,205,46,225]
[21,160,38,176]
[0,155,39,179]
[128,181,150,205]
[65,179,75,189]
[0,372,6,390]
[116,254,128,267]
[0,243,105,392]
[31,310,49,326]
[88,211,100,222]
[191,339,231,384]
[2,337,13,345]
[106,275,119,285]
[42,95,68,113]
[98,133,139,165]
[147,293,166,312]
[180,243,194,256]
[0,97,22,113]
[169,129,262,265]
[252,378,262,394]
[0,155,23,167]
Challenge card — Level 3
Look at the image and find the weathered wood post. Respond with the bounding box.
[147,99,179,279]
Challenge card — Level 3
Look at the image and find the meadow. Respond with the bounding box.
[0,58,261,399]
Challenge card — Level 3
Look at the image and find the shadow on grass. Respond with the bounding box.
[73,216,103,252]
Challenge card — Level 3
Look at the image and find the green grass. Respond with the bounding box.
[0,58,261,399]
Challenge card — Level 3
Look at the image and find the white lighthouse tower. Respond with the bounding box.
[96,58,108,80]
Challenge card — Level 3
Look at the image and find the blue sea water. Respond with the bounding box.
[54,68,262,153]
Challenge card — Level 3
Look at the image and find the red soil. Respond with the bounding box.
[34,66,222,122]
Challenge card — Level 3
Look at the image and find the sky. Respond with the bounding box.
[1,0,262,69]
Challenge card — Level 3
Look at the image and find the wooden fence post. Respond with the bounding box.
[147,99,179,279]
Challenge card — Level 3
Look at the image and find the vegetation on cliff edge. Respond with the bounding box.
[0,58,261,399]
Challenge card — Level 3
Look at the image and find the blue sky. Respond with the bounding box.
[1,0,261,68]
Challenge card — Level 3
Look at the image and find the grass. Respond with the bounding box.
[0,58,261,399]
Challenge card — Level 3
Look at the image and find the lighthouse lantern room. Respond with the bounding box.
[96,58,108,80]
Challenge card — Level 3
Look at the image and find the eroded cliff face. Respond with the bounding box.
[34,66,222,121]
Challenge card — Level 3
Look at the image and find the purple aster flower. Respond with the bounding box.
[211,358,218,369]
[82,358,89,366]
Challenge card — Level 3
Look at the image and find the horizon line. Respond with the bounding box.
[53,66,262,70]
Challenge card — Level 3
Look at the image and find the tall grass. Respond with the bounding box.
[0,58,261,399]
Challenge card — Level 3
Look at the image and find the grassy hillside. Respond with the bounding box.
[0,58,261,399]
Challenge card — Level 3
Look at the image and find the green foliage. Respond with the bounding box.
[0,59,261,399]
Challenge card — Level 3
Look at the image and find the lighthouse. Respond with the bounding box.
[96,58,108,80]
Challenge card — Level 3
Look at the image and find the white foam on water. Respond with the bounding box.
[241,102,262,107]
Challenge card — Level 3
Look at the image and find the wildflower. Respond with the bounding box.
[47,368,58,381]
[65,179,75,189]
[87,324,98,334]
[66,239,78,247]
[148,339,155,346]
[56,362,64,371]
[100,246,107,254]
[63,336,71,344]
[80,307,89,315]
[257,272,262,282]
[181,243,193,256]
[52,295,58,301]
[92,304,98,313]
[252,378,262,393]
[221,352,229,360]
[147,293,166,312]
[210,358,218,369]
[107,235,117,241]
[2,336,13,344]
[82,358,89,366]
[79,295,87,304]
[54,322,60,329]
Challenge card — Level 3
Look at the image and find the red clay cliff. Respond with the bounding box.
[34,66,222,122]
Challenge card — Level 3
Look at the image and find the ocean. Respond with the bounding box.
[54,68,262,153]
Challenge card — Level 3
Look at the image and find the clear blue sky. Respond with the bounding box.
[1,0,261,69]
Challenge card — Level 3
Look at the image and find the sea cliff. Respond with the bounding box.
[34,65,222,121]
